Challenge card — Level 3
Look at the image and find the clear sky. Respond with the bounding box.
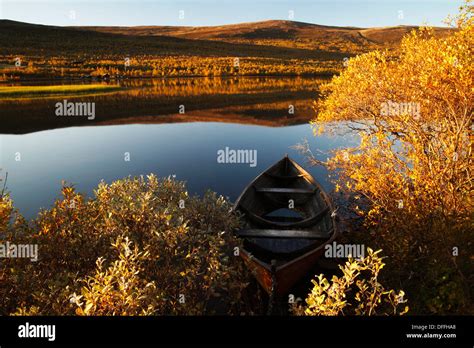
[0,0,463,27]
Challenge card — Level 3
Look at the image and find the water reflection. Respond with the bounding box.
[0,77,327,134]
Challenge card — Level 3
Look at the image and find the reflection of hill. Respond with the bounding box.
[95,100,314,128]
[0,77,323,134]
[119,76,327,96]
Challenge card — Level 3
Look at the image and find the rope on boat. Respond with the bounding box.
[267,259,277,315]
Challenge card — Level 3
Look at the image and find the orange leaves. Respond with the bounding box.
[316,18,472,225]
[310,8,472,313]
[60,185,75,198]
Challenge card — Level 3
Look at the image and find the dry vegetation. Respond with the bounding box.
[0,84,120,99]
[79,20,453,54]
[1,55,340,81]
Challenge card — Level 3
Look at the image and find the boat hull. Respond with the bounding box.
[234,156,338,298]
[240,228,337,297]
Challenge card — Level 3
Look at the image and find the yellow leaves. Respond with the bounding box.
[83,302,93,315]
[317,26,472,224]
[294,4,473,315]
[0,195,14,230]
[1,174,251,316]
[61,186,75,198]
[293,248,408,315]
[294,248,408,316]
[39,222,52,235]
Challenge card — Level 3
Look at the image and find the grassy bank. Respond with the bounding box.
[0,84,121,99]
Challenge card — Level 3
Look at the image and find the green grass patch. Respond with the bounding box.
[0,84,121,99]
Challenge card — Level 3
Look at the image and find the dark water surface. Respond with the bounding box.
[1,122,357,219]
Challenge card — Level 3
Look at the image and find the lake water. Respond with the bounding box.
[0,77,358,219]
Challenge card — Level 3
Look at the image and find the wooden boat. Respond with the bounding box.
[233,155,338,299]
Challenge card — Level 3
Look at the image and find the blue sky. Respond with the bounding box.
[0,0,463,27]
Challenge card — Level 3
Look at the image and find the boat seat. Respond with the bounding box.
[263,172,305,180]
[243,206,330,229]
[235,229,330,239]
[261,215,303,223]
[255,187,316,195]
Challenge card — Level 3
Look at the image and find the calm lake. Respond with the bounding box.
[0,77,357,219]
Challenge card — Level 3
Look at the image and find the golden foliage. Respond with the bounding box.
[0,194,13,232]
[0,175,253,315]
[311,3,473,313]
[72,236,157,316]
[294,249,408,316]
[1,55,339,80]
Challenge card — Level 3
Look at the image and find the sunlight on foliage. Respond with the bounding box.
[294,249,408,316]
[0,195,13,232]
[309,3,473,314]
[1,175,255,315]
[72,236,157,316]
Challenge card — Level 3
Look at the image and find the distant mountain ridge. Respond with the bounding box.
[0,19,453,55]
[73,19,452,46]
[0,20,341,59]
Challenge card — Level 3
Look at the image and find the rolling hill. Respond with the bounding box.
[0,20,346,59]
[0,19,454,80]
[75,19,453,51]
[0,19,453,57]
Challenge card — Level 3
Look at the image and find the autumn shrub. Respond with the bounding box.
[71,236,158,316]
[309,3,473,313]
[0,175,254,315]
[294,249,408,316]
[0,173,13,232]
[0,194,13,232]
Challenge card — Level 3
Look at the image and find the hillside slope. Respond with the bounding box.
[0,20,453,80]
[0,20,345,59]
[76,20,453,52]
